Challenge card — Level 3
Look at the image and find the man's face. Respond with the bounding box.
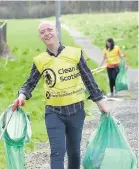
[39,23,58,45]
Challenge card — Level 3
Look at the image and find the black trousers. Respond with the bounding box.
[107,67,119,93]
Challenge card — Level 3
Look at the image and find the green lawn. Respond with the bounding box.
[61,12,138,68]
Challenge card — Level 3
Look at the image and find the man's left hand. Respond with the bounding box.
[96,99,109,118]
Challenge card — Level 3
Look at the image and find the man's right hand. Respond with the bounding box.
[12,94,26,112]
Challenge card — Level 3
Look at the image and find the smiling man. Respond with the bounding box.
[13,20,109,169]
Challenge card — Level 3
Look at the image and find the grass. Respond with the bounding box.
[61,12,138,68]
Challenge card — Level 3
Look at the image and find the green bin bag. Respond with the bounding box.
[115,58,130,92]
[82,114,137,169]
[100,148,133,169]
[0,105,32,169]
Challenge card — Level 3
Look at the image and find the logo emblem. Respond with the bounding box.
[46,91,51,99]
[43,68,56,88]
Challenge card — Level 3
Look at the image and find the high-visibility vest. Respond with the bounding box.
[34,46,85,106]
[104,46,121,65]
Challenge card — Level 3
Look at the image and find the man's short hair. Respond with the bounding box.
[38,20,55,31]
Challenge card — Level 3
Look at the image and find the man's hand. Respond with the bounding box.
[12,94,26,112]
[96,99,109,117]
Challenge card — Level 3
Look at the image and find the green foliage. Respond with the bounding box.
[0,141,6,169]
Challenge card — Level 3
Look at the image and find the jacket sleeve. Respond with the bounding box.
[78,51,104,102]
[18,63,41,100]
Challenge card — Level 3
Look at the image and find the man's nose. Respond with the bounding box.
[44,31,49,36]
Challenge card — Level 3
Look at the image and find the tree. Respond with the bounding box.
[0,22,11,58]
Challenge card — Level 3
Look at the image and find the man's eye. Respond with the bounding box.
[40,31,44,34]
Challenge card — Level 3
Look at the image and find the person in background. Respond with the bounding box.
[98,38,128,97]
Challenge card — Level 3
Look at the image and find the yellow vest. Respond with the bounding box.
[34,46,85,106]
[104,46,120,65]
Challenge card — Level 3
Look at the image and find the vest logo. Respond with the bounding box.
[46,91,51,99]
[43,68,56,88]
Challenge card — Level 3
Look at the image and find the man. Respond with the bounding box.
[13,20,109,169]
